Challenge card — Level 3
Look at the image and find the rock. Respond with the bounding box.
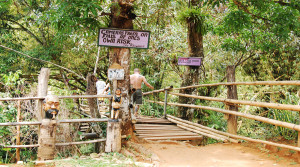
[90,153,100,158]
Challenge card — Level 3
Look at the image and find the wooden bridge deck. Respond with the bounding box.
[134,117,203,141]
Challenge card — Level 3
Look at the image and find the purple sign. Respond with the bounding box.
[178,57,202,66]
[98,28,150,49]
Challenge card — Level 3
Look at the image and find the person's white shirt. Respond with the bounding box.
[96,80,106,95]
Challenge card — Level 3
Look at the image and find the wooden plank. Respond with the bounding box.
[142,136,203,141]
[137,133,198,137]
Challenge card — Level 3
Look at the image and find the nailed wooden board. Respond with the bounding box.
[134,116,203,141]
[141,136,203,141]
[136,118,174,124]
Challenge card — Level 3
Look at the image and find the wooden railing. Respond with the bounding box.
[0,95,112,153]
[143,80,300,152]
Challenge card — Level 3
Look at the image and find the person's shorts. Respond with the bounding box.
[132,89,143,105]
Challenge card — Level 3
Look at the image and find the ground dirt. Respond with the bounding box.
[141,140,300,167]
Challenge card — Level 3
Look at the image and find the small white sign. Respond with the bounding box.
[108,69,125,80]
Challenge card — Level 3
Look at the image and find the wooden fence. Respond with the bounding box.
[143,80,300,152]
[0,94,112,161]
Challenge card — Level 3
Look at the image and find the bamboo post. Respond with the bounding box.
[164,89,168,119]
[226,66,238,134]
[16,101,21,162]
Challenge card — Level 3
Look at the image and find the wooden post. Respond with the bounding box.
[36,68,50,121]
[164,89,168,119]
[16,100,21,162]
[298,111,300,162]
[105,120,121,152]
[37,119,57,161]
[226,65,238,134]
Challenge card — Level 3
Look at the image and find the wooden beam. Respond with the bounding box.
[172,81,300,91]
[169,92,300,112]
[0,95,113,101]
[148,101,300,131]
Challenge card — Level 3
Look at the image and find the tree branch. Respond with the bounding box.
[6,19,44,45]
[0,45,86,81]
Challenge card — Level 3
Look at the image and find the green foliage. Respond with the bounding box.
[178,7,209,35]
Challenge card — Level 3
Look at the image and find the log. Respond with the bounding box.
[148,100,300,131]
[169,92,300,112]
[167,115,300,152]
[173,81,300,90]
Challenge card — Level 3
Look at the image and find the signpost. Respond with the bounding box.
[98,28,151,49]
[178,57,202,66]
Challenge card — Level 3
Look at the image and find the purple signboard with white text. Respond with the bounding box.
[98,28,150,49]
[178,57,202,66]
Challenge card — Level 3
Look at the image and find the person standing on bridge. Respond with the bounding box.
[130,68,154,117]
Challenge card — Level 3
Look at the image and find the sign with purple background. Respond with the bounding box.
[98,28,150,49]
[178,57,202,66]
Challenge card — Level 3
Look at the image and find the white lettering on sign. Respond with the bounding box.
[98,28,150,49]
[108,69,125,80]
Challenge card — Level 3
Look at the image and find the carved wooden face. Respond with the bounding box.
[43,95,60,111]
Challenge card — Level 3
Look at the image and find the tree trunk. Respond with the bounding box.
[109,0,135,137]
[86,73,103,152]
[178,0,204,120]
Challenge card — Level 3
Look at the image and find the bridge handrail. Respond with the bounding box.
[0,94,113,101]
[173,80,300,91]
[169,92,300,112]
[146,100,300,131]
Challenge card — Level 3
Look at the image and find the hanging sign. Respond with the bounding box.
[178,57,202,66]
[98,28,150,49]
[108,63,125,81]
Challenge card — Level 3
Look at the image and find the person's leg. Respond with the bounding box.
[134,105,140,117]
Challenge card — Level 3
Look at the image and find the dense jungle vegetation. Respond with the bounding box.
[0,0,299,163]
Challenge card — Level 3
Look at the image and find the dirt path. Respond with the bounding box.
[141,141,299,167]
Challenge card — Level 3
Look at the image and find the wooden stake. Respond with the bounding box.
[16,100,21,162]
[226,65,238,134]
[105,121,121,152]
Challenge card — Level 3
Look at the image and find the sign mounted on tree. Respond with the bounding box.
[178,57,202,66]
[108,63,125,81]
[98,28,150,49]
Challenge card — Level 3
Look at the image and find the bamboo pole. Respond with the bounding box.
[167,117,238,143]
[164,89,168,118]
[0,118,108,126]
[173,81,300,90]
[143,86,173,96]
[0,95,113,101]
[55,138,106,146]
[147,100,300,131]
[169,92,300,112]
[0,144,39,148]
[0,139,107,148]
[166,115,300,152]
[16,101,21,162]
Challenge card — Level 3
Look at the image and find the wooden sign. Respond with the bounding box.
[98,28,150,49]
[108,63,125,81]
[178,57,202,66]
